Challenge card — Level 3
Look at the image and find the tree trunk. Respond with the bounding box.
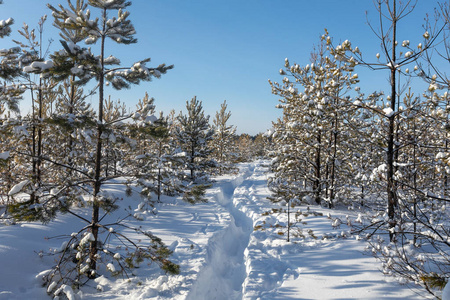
[89,7,107,276]
[314,131,322,205]
[31,84,37,204]
[287,200,290,242]
[157,140,162,202]
[328,110,339,208]
[190,141,195,180]
[413,117,417,245]
[37,79,42,195]
[387,0,398,242]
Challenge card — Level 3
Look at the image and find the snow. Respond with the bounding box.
[70,65,84,75]
[104,55,121,65]
[80,232,95,246]
[0,18,13,27]
[145,115,158,124]
[383,107,394,117]
[56,285,76,300]
[8,180,30,196]
[107,263,116,273]
[0,151,9,160]
[443,282,450,300]
[23,60,54,73]
[0,161,424,299]
[386,62,400,69]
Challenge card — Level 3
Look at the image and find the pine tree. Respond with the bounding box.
[235,133,254,162]
[322,2,449,294]
[176,96,214,182]
[343,0,443,241]
[0,5,22,112]
[4,1,180,294]
[269,34,359,207]
[0,2,13,39]
[253,133,272,159]
[14,16,58,207]
[0,0,23,215]
[129,94,183,203]
[211,100,237,175]
[47,0,174,279]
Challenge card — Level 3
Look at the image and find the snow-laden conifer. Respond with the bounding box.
[269,33,359,209]
[176,96,215,182]
[210,100,237,175]
[5,1,180,295]
[130,94,187,203]
[0,1,22,111]
[175,96,214,203]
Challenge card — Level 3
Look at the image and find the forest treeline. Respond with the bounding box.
[268,1,450,298]
[0,0,272,296]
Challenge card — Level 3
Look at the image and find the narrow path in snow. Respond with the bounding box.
[186,164,256,300]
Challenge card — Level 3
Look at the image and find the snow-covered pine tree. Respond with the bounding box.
[211,100,237,175]
[269,34,359,208]
[175,96,214,203]
[176,96,214,182]
[338,0,442,241]
[47,0,175,280]
[0,1,22,112]
[0,0,24,215]
[388,89,450,296]
[152,114,186,199]
[6,1,180,294]
[128,93,180,203]
[364,5,450,291]
[345,91,382,208]
[6,16,62,217]
[102,96,128,176]
[0,1,13,39]
[7,16,94,224]
[131,92,157,156]
[235,133,254,162]
[325,1,449,295]
[253,132,272,159]
[159,109,190,197]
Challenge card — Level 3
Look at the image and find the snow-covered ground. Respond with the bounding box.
[0,160,425,299]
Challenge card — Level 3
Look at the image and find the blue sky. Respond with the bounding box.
[1,0,441,135]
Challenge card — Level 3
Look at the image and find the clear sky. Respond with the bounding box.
[0,0,442,135]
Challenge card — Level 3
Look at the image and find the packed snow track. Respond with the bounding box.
[187,164,255,299]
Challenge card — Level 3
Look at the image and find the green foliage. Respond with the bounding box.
[176,96,215,181]
[8,200,47,222]
[421,274,447,290]
[210,100,237,175]
[161,259,180,275]
[183,184,212,204]
[41,224,181,297]
[1,1,180,296]
[0,4,23,111]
